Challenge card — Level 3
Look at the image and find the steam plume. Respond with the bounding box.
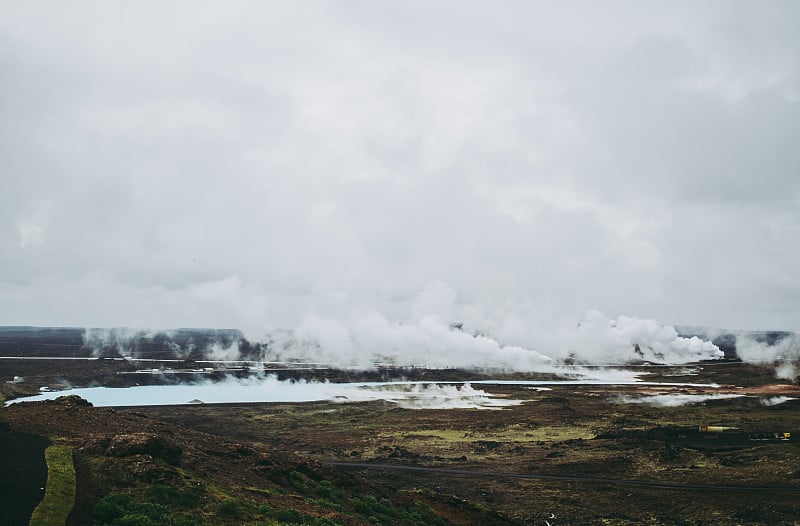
[80,310,723,371]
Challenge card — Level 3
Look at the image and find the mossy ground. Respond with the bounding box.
[29,445,76,526]
[136,365,800,525]
[2,362,799,525]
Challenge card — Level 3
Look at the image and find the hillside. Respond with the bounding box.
[0,395,514,526]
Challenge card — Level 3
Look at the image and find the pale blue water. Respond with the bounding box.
[6,374,722,408]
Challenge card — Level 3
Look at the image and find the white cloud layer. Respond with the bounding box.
[1,2,799,358]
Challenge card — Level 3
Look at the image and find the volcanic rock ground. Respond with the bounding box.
[1,347,800,525]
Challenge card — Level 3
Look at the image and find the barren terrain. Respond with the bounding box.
[2,339,799,525]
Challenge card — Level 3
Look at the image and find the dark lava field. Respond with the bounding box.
[1,327,799,525]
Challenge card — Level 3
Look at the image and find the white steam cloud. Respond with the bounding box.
[775,363,797,381]
[759,396,796,407]
[565,311,723,364]
[338,383,522,410]
[615,393,744,407]
[205,341,241,362]
[733,333,799,363]
[731,333,799,381]
[82,328,176,358]
[80,309,723,371]
[262,310,722,369]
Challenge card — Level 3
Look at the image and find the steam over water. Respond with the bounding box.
[6,374,726,408]
[9,378,522,409]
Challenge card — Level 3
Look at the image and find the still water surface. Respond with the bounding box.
[6,374,724,409]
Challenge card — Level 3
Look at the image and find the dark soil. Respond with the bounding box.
[0,423,49,526]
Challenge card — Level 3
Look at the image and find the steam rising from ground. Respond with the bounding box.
[614,393,744,407]
[206,341,241,362]
[80,311,724,371]
[565,312,722,364]
[83,328,173,357]
[734,333,799,381]
[335,383,521,410]
[759,396,797,406]
[616,393,800,407]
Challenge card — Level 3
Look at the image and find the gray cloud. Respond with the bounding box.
[1,1,798,353]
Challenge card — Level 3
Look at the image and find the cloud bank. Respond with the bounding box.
[1,3,799,352]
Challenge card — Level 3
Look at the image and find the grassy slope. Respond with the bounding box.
[29,445,76,526]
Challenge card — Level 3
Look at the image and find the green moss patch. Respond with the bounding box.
[29,445,76,526]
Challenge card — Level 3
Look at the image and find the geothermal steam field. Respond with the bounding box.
[1,326,799,525]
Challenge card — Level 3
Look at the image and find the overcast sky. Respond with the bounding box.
[2,1,799,342]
